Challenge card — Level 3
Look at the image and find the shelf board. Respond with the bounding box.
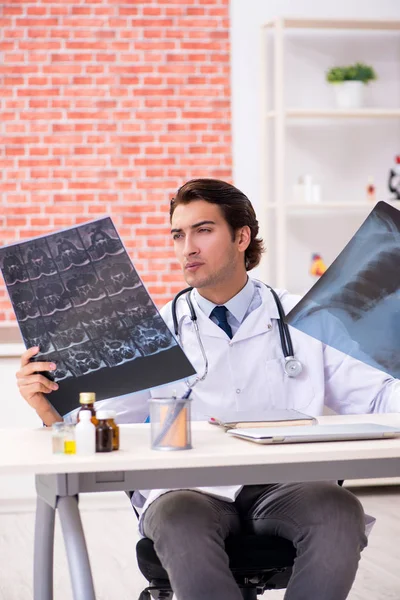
[265,202,400,213]
[263,18,400,31]
[266,108,400,119]
[287,202,377,210]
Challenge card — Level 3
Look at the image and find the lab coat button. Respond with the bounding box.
[236,389,241,394]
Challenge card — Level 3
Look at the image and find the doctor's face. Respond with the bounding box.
[171,200,248,291]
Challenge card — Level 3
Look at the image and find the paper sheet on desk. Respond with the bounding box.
[0,217,196,416]
[208,408,317,430]
[287,201,400,379]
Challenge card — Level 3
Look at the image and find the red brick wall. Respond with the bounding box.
[0,0,232,321]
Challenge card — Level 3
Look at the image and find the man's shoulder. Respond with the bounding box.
[275,289,302,313]
[160,299,173,317]
[159,300,174,328]
[258,283,302,314]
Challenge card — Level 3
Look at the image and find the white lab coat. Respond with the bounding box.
[95,281,399,532]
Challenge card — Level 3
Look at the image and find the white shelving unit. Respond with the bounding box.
[260,17,400,292]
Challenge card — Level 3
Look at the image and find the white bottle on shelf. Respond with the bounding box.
[75,410,96,456]
[292,176,306,203]
[292,175,321,204]
[311,183,321,204]
[303,174,313,203]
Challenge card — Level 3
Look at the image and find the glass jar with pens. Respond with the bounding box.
[149,394,192,451]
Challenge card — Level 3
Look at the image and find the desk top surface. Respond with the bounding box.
[0,414,400,476]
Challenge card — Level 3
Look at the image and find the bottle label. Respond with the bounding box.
[64,440,76,454]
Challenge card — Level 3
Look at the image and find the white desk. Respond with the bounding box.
[1,413,400,600]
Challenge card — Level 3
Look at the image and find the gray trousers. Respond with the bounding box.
[142,482,367,600]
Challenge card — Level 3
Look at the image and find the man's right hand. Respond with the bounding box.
[16,347,62,425]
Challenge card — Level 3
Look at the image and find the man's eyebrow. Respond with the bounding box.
[170,220,216,234]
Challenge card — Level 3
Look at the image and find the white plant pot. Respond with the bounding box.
[332,81,365,109]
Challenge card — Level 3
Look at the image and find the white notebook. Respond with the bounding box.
[208,409,317,430]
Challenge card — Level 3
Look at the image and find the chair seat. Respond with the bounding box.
[136,534,296,583]
[225,535,296,573]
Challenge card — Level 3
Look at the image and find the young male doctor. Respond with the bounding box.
[17,179,400,600]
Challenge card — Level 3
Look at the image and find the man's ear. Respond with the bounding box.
[237,226,251,253]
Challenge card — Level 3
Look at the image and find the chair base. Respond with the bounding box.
[240,587,258,600]
[139,581,174,600]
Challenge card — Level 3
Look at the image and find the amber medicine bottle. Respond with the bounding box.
[104,410,120,451]
[78,392,98,426]
[95,411,113,452]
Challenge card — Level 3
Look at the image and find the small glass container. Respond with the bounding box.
[149,397,192,451]
[63,424,76,455]
[52,422,65,454]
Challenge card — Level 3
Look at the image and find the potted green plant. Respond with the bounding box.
[326,62,377,109]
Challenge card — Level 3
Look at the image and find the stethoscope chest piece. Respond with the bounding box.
[284,356,303,378]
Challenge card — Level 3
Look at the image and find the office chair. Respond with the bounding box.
[135,533,296,600]
[134,480,345,599]
[131,430,346,600]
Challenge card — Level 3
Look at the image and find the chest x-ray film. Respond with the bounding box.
[0,218,195,416]
[287,201,400,379]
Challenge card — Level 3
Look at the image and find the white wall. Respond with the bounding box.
[230,0,400,290]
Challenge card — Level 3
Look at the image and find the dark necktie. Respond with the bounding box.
[210,305,233,339]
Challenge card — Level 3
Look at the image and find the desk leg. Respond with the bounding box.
[34,496,55,600]
[57,495,96,600]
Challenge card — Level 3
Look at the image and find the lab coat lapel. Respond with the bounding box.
[179,292,230,340]
[193,300,231,339]
[232,283,279,343]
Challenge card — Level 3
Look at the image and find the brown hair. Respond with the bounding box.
[170,178,264,271]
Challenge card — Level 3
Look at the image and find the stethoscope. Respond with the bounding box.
[171,283,303,385]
